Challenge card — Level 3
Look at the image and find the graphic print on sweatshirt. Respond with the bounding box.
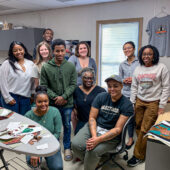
[137,73,156,89]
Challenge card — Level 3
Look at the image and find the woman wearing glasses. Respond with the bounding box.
[68,41,97,132]
[119,41,139,149]
[127,45,170,167]
[73,67,105,134]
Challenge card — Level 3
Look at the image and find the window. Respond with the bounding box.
[96,18,143,87]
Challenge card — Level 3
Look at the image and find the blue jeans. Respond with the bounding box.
[1,93,31,115]
[26,150,63,170]
[58,107,72,150]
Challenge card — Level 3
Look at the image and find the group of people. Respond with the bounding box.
[0,28,170,170]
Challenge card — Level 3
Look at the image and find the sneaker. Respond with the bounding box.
[127,156,144,167]
[64,149,73,161]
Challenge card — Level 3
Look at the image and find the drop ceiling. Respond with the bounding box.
[0,0,123,15]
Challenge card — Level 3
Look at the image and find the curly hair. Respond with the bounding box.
[138,45,159,65]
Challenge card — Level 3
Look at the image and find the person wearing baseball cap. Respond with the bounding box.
[72,74,134,170]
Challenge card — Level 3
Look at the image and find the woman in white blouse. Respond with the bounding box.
[0,41,35,115]
[33,41,52,87]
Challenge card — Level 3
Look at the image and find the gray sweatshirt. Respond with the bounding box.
[130,63,170,109]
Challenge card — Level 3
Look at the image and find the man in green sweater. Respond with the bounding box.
[40,39,77,161]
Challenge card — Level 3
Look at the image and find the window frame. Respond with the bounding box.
[96,17,143,86]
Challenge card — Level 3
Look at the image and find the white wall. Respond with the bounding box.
[0,0,170,69]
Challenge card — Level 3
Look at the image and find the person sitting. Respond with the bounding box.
[71,75,134,170]
[73,67,106,134]
[25,85,63,170]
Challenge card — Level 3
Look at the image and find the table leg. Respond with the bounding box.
[0,149,9,170]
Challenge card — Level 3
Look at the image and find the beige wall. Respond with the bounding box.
[0,0,170,69]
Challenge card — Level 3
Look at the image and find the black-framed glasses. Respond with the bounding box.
[83,76,94,81]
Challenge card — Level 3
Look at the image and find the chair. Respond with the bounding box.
[0,149,9,170]
[96,114,134,170]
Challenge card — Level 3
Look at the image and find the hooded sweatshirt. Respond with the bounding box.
[40,58,77,108]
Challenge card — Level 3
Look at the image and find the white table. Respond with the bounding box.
[0,112,60,157]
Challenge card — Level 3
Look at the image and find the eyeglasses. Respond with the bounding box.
[142,53,153,57]
[83,76,94,81]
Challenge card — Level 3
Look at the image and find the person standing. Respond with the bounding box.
[40,39,77,161]
[127,45,170,167]
[68,41,97,86]
[0,41,34,115]
[33,41,52,87]
[33,28,54,60]
[119,41,139,149]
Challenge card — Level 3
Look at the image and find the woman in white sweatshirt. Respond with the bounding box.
[0,41,35,115]
[127,45,170,167]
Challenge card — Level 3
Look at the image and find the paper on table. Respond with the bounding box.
[20,134,34,144]
[0,108,12,116]
[36,143,48,150]
[42,134,51,138]
[0,134,15,140]
[7,122,21,131]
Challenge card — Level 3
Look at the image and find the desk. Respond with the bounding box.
[0,112,60,157]
[145,112,170,170]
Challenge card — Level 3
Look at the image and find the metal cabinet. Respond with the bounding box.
[0,28,44,51]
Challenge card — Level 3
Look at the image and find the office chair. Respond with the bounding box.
[0,149,9,170]
[96,114,134,170]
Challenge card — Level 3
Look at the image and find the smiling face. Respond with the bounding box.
[142,48,154,67]
[78,44,88,58]
[43,30,53,43]
[107,80,123,100]
[53,45,66,63]
[82,72,94,88]
[12,44,25,61]
[36,94,49,113]
[39,44,50,60]
[123,43,135,58]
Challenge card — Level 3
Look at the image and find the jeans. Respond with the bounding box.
[127,116,135,138]
[26,150,63,170]
[58,107,72,150]
[127,97,135,138]
[1,93,31,115]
